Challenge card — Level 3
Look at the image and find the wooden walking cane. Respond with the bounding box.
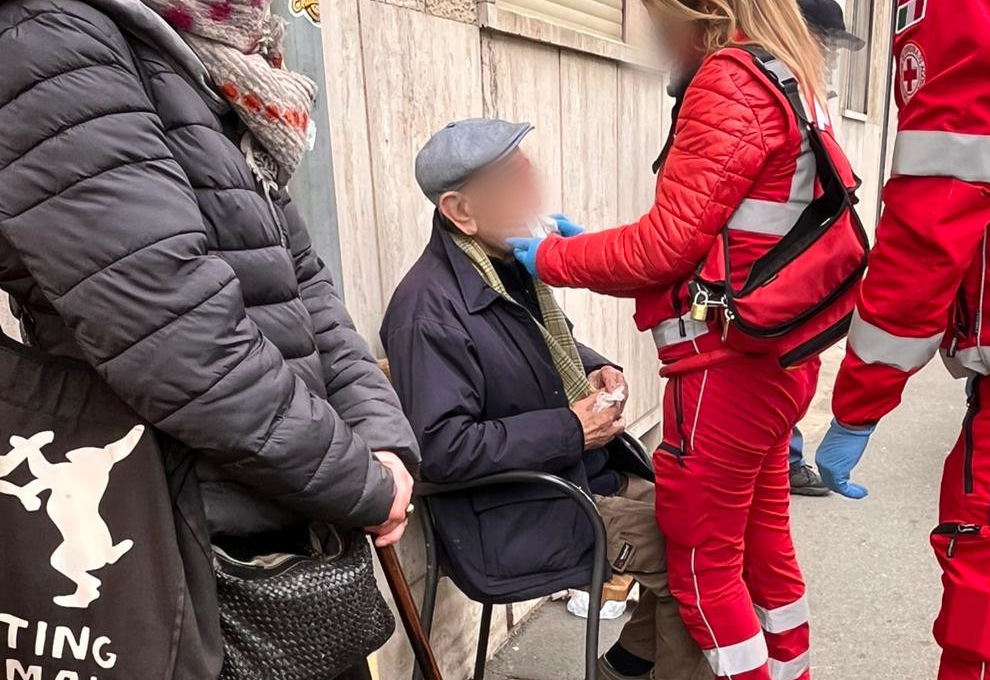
[371,359,443,680]
[375,543,445,680]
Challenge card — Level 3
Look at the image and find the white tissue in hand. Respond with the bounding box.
[593,386,625,413]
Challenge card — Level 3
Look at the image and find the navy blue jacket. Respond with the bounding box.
[381,215,642,602]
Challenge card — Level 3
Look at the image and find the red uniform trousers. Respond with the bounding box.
[654,354,819,680]
[828,4,990,677]
[933,375,990,680]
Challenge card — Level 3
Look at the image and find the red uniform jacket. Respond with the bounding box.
[832,0,990,427]
[536,47,855,368]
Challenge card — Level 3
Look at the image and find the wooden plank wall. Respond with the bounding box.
[481,34,664,425]
[324,0,667,432]
[321,2,668,678]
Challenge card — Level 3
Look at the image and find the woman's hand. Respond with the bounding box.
[570,392,625,450]
[509,214,586,276]
[365,451,415,547]
[552,213,586,237]
[507,236,544,277]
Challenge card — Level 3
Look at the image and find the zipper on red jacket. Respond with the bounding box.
[658,441,687,464]
[964,375,981,494]
[933,522,983,558]
[673,376,688,465]
[948,288,972,358]
[672,283,687,338]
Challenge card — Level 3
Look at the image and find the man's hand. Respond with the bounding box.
[571,392,625,451]
[365,451,414,547]
[587,366,628,413]
[815,419,876,499]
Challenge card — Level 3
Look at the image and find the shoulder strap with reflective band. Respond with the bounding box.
[729,46,854,298]
[743,47,813,125]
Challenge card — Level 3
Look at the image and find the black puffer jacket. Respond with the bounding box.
[0,0,419,534]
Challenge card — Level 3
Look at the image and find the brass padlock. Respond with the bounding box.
[690,299,709,322]
[689,282,709,321]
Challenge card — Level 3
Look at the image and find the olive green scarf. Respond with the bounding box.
[451,233,594,405]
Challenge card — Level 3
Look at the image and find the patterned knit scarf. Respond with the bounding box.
[451,233,594,405]
[145,0,316,188]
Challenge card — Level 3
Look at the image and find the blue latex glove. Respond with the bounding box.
[815,419,877,499]
[551,213,586,237]
[508,215,586,276]
[506,236,543,277]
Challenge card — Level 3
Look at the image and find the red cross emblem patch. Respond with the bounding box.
[899,42,926,103]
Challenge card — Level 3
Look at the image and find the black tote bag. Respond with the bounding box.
[0,329,192,680]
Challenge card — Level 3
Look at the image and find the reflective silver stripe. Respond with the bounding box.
[727,137,815,236]
[942,346,990,378]
[651,314,709,349]
[754,594,810,634]
[770,651,810,680]
[725,198,808,236]
[892,131,990,183]
[703,631,769,677]
[848,309,942,372]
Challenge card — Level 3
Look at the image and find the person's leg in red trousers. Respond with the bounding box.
[654,356,818,680]
[933,376,990,680]
[745,436,811,680]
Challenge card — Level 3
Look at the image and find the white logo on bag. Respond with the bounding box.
[0,426,144,609]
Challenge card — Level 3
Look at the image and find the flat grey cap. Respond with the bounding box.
[415,118,534,204]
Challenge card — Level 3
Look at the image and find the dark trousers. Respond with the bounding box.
[788,427,805,470]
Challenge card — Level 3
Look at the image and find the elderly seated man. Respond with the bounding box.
[381,119,711,680]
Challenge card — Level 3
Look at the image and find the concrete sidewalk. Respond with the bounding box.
[488,351,957,680]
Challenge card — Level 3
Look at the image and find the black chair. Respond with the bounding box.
[411,434,652,680]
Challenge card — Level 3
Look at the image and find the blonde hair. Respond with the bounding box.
[647,0,826,103]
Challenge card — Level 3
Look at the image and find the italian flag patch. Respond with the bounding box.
[896,0,927,33]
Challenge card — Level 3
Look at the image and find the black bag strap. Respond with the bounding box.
[653,92,686,175]
[652,65,700,174]
[729,46,854,297]
[744,46,813,125]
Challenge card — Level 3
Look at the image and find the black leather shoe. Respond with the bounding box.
[790,464,831,496]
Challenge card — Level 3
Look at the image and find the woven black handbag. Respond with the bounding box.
[215,525,395,680]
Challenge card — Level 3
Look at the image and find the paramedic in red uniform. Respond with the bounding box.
[507,1,860,678]
[815,1,990,678]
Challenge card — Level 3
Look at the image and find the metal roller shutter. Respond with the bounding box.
[501,0,624,40]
